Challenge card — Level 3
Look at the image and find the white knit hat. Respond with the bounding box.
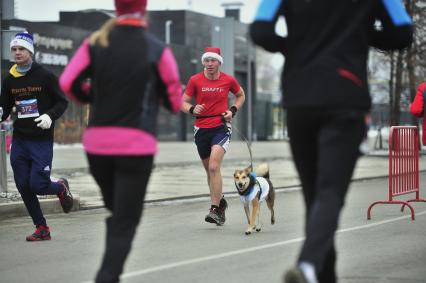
[201,47,223,64]
[10,32,34,54]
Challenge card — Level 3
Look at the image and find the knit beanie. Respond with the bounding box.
[10,32,34,54]
[201,47,223,64]
[115,0,147,16]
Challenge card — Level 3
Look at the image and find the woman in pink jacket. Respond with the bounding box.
[59,0,182,282]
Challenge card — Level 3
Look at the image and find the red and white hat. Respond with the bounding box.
[114,0,147,16]
[201,47,223,64]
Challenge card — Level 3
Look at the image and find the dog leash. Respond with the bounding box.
[231,122,253,170]
[194,113,253,169]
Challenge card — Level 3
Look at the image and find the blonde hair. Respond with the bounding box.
[89,18,117,48]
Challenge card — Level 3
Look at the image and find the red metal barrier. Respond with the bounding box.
[367,126,426,220]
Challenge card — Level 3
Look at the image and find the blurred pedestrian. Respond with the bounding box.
[409,82,426,145]
[250,1,413,282]
[59,0,182,282]
[182,47,245,225]
[0,111,14,153]
[0,32,72,242]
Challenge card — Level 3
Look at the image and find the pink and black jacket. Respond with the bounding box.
[60,19,182,156]
[409,82,426,145]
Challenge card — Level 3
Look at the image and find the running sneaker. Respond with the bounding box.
[205,207,224,225]
[218,196,228,224]
[26,225,51,241]
[57,178,73,213]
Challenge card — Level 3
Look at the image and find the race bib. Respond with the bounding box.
[16,99,40,118]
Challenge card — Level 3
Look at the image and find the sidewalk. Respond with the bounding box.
[1,140,424,219]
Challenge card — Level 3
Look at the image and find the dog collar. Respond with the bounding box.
[236,174,257,196]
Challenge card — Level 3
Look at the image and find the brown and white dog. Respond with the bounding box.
[233,163,275,235]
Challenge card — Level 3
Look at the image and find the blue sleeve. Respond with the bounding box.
[250,0,287,53]
[254,0,282,21]
[369,0,413,50]
[382,0,412,26]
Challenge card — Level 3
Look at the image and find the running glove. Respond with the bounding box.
[34,114,52,129]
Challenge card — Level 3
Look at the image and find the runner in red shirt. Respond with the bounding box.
[182,47,245,225]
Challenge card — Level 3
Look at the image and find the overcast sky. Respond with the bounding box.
[14,0,261,23]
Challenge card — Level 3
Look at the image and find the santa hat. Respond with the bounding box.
[201,47,223,64]
[115,0,147,16]
[10,32,34,54]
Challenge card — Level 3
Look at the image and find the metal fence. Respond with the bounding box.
[367,126,426,220]
[0,130,7,193]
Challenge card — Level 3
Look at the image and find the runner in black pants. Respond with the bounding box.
[60,0,182,282]
[286,108,366,283]
[250,0,413,282]
[86,155,153,280]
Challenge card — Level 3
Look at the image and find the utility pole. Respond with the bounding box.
[1,0,20,86]
[1,0,3,86]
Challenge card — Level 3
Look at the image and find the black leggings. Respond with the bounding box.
[87,154,154,283]
[287,108,366,283]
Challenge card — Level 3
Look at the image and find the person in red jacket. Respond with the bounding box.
[409,82,426,145]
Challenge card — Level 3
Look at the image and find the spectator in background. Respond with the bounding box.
[0,108,14,153]
[409,82,426,145]
[250,1,413,282]
[59,0,182,282]
[0,32,72,242]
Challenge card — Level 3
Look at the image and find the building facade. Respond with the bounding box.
[1,9,283,143]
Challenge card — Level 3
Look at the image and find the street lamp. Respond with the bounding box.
[234,35,253,143]
[165,20,173,45]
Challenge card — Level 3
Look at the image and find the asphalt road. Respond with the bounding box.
[0,176,425,283]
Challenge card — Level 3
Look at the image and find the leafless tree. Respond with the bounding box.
[370,0,426,127]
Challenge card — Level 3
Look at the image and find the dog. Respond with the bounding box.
[233,163,275,235]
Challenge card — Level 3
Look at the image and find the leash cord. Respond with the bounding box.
[231,123,253,170]
[192,113,253,169]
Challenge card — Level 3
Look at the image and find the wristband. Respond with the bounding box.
[189,105,195,115]
[229,106,237,117]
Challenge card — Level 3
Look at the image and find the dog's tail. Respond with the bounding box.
[255,163,269,178]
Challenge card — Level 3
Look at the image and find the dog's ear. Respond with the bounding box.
[245,165,252,173]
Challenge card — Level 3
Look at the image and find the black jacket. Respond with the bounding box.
[60,18,182,156]
[250,0,413,110]
[0,62,68,140]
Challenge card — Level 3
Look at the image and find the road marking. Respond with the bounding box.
[79,210,425,282]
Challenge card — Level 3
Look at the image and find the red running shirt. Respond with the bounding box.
[185,72,241,128]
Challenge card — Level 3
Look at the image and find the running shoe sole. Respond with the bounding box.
[205,213,224,226]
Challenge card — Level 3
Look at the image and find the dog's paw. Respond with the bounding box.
[255,227,261,232]
[245,230,252,235]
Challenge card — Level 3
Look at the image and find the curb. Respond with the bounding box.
[0,173,409,221]
[0,195,80,220]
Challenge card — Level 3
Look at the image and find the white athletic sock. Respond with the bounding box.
[298,261,318,283]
